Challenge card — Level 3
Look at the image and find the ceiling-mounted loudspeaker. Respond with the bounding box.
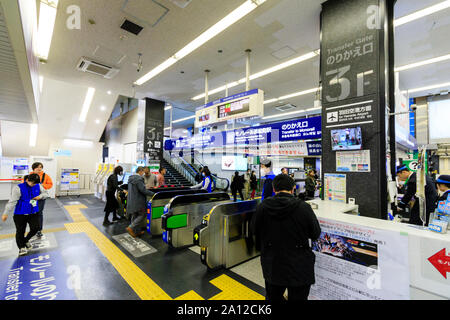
[120,19,143,35]
[77,57,120,79]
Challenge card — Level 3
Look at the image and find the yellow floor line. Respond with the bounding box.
[175,290,205,300]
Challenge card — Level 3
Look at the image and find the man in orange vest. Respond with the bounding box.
[31,162,53,238]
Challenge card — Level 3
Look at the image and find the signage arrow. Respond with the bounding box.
[194,233,199,241]
[428,248,450,279]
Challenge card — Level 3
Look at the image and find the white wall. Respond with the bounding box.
[105,108,138,163]
[48,140,103,195]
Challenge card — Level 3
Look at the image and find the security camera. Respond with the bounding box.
[410,104,417,112]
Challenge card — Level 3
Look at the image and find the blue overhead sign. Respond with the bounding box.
[168,116,322,150]
[307,142,322,156]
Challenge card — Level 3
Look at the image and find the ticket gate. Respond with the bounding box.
[194,200,260,270]
[161,193,231,248]
[147,189,208,236]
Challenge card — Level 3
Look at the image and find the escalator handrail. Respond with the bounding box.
[166,192,231,209]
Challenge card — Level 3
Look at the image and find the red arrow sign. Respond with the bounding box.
[428,249,450,279]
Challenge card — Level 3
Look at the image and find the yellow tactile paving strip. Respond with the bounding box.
[209,275,265,300]
[63,204,264,301]
[175,290,205,300]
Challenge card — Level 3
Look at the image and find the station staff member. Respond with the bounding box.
[191,167,213,192]
[31,162,53,239]
[261,159,276,200]
[396,165,438,226]
[436,175,450,203]
[2,174,49,256]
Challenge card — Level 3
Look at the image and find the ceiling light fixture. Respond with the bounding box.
[107,90,112,95]
[164,127,172,131]
[192,50,319,101]
[29,124,38,147]
[100,106,106,111]
[395,53,450,72]
[172,115,196,124]
[95,119,100,124]
[262,109,311,120]
[263,87,320,105]
[394,0,450,27]
[165,106,173,111]
[36,0,59,61]
[135,0,267,86]
[402,82,450,94]
[79,87,96,122]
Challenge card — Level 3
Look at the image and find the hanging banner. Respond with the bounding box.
[310,218,410,300]
[168,116,322,151]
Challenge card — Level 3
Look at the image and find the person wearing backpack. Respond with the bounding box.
[251,174,321,301]
[231,171,245,202]
[2,174,49,256]
[31,162,53,238]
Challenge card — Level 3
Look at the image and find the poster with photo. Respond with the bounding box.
[309,218,410,300]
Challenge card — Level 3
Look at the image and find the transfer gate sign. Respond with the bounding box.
[0,251,76,300]
[309,218,410,300]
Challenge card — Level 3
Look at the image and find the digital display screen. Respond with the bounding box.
[218,98,250,119]
[222,155,248,171]
[331,127,362,151]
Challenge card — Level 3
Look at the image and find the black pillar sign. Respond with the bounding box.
[136,98,165,163]
[143,98,165,161]
[320,0,393,219]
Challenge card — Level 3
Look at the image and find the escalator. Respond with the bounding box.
[179,156,230,192]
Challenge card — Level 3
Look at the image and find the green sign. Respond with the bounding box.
[403,152,428,173]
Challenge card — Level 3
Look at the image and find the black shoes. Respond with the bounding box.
[36,231,43,238]
[103,220,113,226]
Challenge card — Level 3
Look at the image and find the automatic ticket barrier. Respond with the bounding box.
[161,193,231,248]
[147,189,208,236]
[194,200,260,270]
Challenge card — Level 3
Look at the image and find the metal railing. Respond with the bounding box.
[163,151,197,185]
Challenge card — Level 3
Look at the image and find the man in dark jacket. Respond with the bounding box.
[126,167,155,237]
[251,174,321,301]
[260,159,276,200]
[397,165,438,226]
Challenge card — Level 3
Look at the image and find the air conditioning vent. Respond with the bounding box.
[120,19,143,35]
[276,104,297,112]
[76,57,120,79]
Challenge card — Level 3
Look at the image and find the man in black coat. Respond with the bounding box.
[251,174,321,301]
[397,165,438,226]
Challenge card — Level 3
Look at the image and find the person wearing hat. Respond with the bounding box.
[436,174,450,203]
[396,165,438,226]
[261,159,276,200]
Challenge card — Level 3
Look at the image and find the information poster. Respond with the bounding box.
[324,173,346,203]
[336,150,371,172]
[310,218,410,300]
[60,169,79,191]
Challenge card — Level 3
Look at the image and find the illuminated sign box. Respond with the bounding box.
[195,89,264,127]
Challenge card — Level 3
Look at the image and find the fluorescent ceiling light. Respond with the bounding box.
[172,115,195,124]
[262,109,310,120]
[39,76,44,93]
[100,106,106,111]
[95,119,100,124]
[135,0,266,86]
[402,82,450,94]
[79,87,96,122]
[29,124,38,147]
[165,106,172,111]
[192,51,319,101]
[64,139,94,148]
[263,87,319,105]
[107,91,112,95]
[394,0,450,27]
[395,53,450,72]
[164,127,172,131]
[36,0,59,61]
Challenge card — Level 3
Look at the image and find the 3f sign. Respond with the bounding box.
[66,5,81,30]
